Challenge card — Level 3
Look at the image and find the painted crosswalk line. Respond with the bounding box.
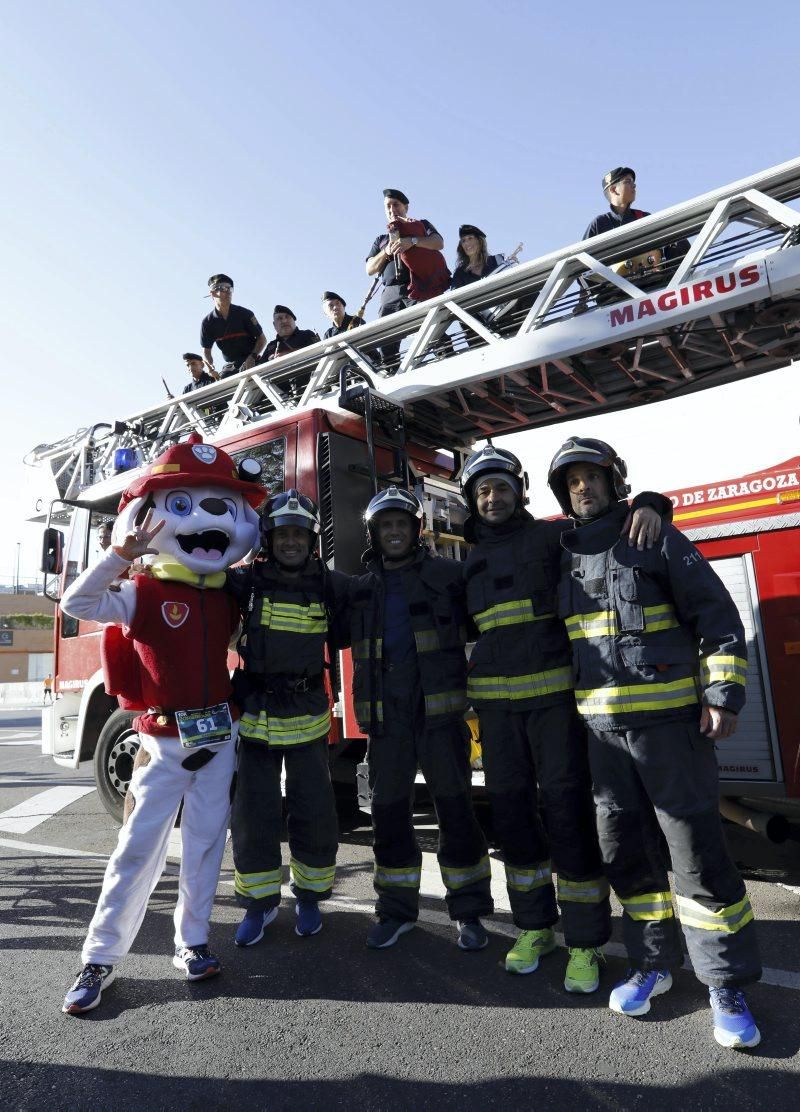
[0,785,96,834]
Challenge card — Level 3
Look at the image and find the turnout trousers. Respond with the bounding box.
[81,730,236,966]
[478,701,611,946]
[369,660,493,923]
[231,735,338,909]
[588,719,762,987]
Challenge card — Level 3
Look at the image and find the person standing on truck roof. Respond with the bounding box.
[365,188,448,372]
[350,486,493,951]
[321,291,364,338]
[257,305,320,364]
[460,444,669,994]
[227,490,351,945]
[201,274,266,378]
[548,437,762,1049]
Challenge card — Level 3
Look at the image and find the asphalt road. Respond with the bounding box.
[1,706,799,1110]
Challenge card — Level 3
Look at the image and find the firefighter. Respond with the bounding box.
[461,444,667,994]
[351,486,493,950]
[228,490,351,945]
[548,437,762,1049]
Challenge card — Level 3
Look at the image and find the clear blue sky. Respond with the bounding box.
[3,0,799,580]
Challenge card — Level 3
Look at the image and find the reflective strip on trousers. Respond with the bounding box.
[259,598,327,634]
[505,861,553,892]
[241,709,331,747]
[440,855,492,890]
[557,875,611,905]
[676,892,754,934]
[375,864,421,889]
[414,629,439,653]
[290,857,336,893]
[355,701,383,724]
[474,599,556,633]
[620,890,675,921]
[424,690,467,717]
[467,666,574,702]
[699,654,748,687]
[353,638,382,661]
[565,603,680,641]
[575,677,699,716]
[235,867,282,900]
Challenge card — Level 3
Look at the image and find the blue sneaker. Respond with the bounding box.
[172,945,221,981]
[295,900,323,937]
[62,963,115,1015]
[235,906,278,947]
[609,969,672,1016]
[709,987,761,1049]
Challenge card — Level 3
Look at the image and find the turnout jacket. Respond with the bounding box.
[349,547,468,735]
[227,557,351,748]
[558,502,747,729]
[464,512,574,711]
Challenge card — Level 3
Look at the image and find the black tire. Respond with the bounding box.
[93,709,139,824]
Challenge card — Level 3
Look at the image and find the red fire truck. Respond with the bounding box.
[663,457,800,827]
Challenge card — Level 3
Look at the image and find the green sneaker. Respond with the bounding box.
[564,947,602,993]
[505,928,556,974]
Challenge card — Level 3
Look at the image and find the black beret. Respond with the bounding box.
[182,352,204,362]
[273,304,296,320]
[602,166,636,191]
[208,273,234,287]
[383,188,409,205]
[458,224,486,239]
[321,291,346,305]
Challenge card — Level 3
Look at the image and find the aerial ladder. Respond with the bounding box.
[26,155,800,511]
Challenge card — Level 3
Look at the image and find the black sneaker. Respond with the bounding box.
[366,918,415,949]
[173,945,221,981]
[62,963,115,1015]
[457,919,488,951]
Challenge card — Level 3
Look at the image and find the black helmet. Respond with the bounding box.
[547,438,630,516]
[261,488,321,537]
[460,444,528,509]
[364,486,424,547]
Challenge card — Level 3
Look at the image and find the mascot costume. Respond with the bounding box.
[61,433,263,1015]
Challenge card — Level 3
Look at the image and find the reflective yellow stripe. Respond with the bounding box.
[565,604,680,641]
[557,875,611,905]
[424,690,467,717]
[474,599,555,633]
[290,857,335,893]
[620,891,674,921]
[505,861,552,892]
[676,893,754,933]
[353,638,383,661]
[241,709,331,747]
[259,599,327,634]
[375,864,421,889]
[355,701,383,723]
[699,654,747,686]
[440,855,491,890]
[414,629,439,653]
[468,666,574,702]
[234,868,282,900]
[575,677,699,716]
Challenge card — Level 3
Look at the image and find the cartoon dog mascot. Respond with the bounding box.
[61,433,264,1015]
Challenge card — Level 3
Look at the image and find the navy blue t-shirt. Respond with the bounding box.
[382,569,415,663]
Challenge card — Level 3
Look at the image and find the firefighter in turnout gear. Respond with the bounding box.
[351,486,493,951]
[549,437,762,1049]
[228,490,351,944]
[461,443,668,994]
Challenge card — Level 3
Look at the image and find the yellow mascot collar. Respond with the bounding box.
[148,558,226,589]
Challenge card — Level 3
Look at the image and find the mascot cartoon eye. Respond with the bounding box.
[165,491,193,517]
[222,497,238,520]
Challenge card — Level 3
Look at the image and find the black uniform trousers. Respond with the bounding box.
[588,718,762,987]
[369,659,493,923]
[479,701,611,946]
[231,735,338,909]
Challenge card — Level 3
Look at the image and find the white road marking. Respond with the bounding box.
[0,740,42,747]
[777,882,800,899]
[0,785,96,833]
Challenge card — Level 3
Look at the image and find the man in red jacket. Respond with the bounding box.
[60,434,264,1015]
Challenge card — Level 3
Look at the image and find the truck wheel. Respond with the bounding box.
[93,709,139,824]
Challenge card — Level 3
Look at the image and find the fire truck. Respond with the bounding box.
[29,155,800,824]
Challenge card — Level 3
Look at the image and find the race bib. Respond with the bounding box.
[175,702,233,749]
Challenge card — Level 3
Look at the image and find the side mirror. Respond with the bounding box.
[41,527,64,575]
